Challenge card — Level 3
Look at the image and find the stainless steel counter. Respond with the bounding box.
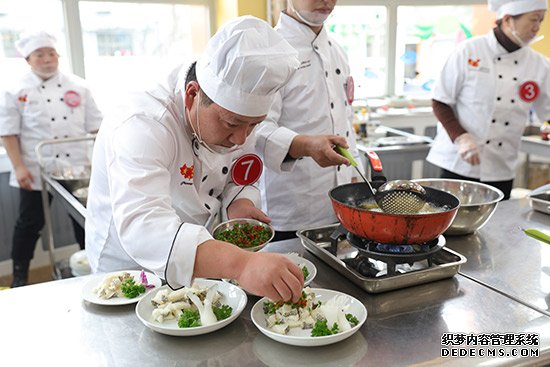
[1,229,549,366]
[521,135,550,157]
[446,198,550,317]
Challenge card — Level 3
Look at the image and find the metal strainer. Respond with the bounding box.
[375,180,427,214]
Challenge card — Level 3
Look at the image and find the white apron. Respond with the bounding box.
[427,31,550,181]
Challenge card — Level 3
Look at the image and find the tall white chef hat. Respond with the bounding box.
[196,16,299,117]
[15,31,57,58]
[488,0,548,19]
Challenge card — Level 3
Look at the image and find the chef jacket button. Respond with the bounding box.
[63,116,67,120]
[335,68,341,75]
[51,117,55,121]
[337,166,341,171]
[60,97,64,101]
[514,60,518,65]
[64,135,68,138]
[325,71,328,77]
[222,167,228,174]
[330,102,334,109]
[498,75,502,79]
[491,119,496,123]
[41,85,45,89]
[208,189,214,196]
[54,136,58,139]
[510,99,515,103]
[346,131,349,137]
[47,99,51,102]
[57,84,62,88]
[202,175,208,182]
[204,203,211,210]
[193,140,200,150]
[498,142,503,147]
[55,154,59,158]
[496,97,501,101]
[486,140,490,144]
[505,121,510,126]
[497,57,501,61]
[314,45,318,50]
[513,77,518,81]
[66,153,70,157]
[344,101,347,106]
[328,40,332,46]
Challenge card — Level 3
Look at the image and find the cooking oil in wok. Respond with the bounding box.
[358,198,449,214]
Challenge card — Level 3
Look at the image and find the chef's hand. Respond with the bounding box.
[237,252,304,302]
[227,198,271,224]
[289,135,350,167]
[15,165,34,191]
[455,133,480,165]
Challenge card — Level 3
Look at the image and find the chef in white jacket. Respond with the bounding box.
[427,0,550,199]
[86,16,305,302]
[0,31,102,287]
[255,0,362,241]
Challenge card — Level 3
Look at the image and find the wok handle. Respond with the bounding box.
[364,150,386,190]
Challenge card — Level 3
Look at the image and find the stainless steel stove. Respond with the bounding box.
[297,224,466,293]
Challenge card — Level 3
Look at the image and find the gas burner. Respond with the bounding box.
[330,225,446,276]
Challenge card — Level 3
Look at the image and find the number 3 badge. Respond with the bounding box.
[519,81,539,103]
[231,154,263,186]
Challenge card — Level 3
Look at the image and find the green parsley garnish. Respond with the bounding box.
[346,313,359,326]
[178,309,201,328]
[311,320,339,337]
[120,278,146,298]
[213,304,233,321]
[301,266,310,280]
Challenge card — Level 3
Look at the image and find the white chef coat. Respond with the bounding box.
[255,12,363,231]
[85,65,261,289]
[0,71,103,190]
[427,30,550,181]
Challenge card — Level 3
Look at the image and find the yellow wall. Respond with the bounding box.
[531,19,550,57]
[215,0,267,31]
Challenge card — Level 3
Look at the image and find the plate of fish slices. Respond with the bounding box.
[251,287,367,347]
[135,279,247,336]
[82,270,161,306]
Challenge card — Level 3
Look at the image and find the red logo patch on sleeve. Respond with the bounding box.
[18,95,28,102]
[468,58,480,67]
[180,163,194,180]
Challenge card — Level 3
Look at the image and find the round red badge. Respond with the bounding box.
[64,90,81,108]
[345,76,354,105]
[519,81,539,103]
[231,154,263,186]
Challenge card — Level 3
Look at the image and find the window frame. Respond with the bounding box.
[60,0,215,78]
[334,0,488,97]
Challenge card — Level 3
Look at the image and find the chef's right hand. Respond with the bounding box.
[289,135,350,168]
[455,133,480,165]
[237,252,304,302]
[15,165,34,190]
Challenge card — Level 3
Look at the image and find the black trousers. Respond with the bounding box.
[12,189,84,263]
[440,169,513,200]
[273,230,298,242]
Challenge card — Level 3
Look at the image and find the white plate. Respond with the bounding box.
[135,279,247,336]
[223,253,317,293]
[82,270,162,306]
[251,288,367,347]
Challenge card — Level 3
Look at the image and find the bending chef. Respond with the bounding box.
[85,17,305,302]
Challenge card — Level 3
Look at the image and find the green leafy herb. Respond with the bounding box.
[214,223,271,248]
[346,313,359,327]
[263,301,278,315]
[311,320,339,337]
[120,278,146,298]
[178,309,201,328]
[301,266,310,280]
[213,304,233,321]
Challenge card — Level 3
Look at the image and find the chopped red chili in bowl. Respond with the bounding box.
[214,223,272,249]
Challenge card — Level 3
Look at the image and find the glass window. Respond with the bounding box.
[326,6,387,99]
[79,1,211,115]
[0,0,68,83]
[396,5,495,98]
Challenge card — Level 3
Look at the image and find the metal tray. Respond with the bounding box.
[528,192,550,215]
[297,224,466,294]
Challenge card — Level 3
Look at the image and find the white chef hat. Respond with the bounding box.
[15,31,57,58]
[488,0,548,19]
[196,16,299,117]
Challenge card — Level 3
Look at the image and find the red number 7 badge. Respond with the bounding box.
[231,154,263,186]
